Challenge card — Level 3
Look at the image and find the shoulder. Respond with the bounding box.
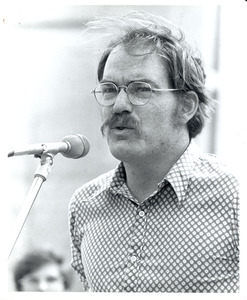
[198,151,236,174]
[187,142,239,186]
[70,168,115,206]
[195,151,239,190]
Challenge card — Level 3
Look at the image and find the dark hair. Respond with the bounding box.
[13,249,70,291]
[89,12,214,138]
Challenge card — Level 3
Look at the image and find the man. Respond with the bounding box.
[69,12,239,292]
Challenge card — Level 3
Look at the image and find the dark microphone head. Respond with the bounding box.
[61,134,90,159]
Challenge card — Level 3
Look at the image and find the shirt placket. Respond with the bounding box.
[122,202,151,292]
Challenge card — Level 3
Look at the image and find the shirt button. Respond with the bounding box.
[130,255,137,262]
[139,211,145,217]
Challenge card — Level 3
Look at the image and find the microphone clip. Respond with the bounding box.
[34,152,55,182]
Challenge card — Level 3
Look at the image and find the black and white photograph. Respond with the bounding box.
[1,2,246,299]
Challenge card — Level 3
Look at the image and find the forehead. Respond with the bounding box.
[102,45,170,85]
[26,263,61,278]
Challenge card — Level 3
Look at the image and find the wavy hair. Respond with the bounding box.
[87,11,214,138]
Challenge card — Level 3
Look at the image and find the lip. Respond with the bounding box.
[111,124,134,130]
[111,127,133,132]
[110,127,134,136]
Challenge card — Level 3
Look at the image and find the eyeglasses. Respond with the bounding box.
[91,81,179,106]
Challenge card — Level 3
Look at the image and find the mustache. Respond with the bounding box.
[101,112,141,136]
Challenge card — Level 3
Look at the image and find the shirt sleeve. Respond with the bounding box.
[229,173,240,253]
[69,194,90,291]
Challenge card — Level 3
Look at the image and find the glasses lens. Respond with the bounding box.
[128,82,152,105]
[94,83,117,106]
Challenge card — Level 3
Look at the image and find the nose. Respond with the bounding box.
[112,88,133,114]
[36,280,49,292]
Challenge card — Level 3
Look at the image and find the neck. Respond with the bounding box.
[124,138,190,203]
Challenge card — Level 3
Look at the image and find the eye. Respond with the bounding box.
[101,84,116,94]
[130,82,151,98]
[28,277,39,284]
[46,276,60,283]
[136,86,149,92]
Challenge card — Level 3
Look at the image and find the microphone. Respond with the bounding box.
[8,134,90,159]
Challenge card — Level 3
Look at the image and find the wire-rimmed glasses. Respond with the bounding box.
[91,81,179,106]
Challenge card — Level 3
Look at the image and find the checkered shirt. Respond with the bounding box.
[69,141,239,292]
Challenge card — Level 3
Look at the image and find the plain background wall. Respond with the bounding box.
[0,4,246,294]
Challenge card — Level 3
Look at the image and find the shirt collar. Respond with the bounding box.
[110,141,201,204]
[164,141,201,204]
[110,162,140,203]
[109,162,127,194]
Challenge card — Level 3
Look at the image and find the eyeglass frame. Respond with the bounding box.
[90,81,180,107]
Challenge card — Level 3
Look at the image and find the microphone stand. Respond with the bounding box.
[8,152,55,259]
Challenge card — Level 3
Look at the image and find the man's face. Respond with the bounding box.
[100,45,184,164]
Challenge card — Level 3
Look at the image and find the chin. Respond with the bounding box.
[109,142,136,162]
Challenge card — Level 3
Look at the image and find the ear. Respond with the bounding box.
[178,91,199,125]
